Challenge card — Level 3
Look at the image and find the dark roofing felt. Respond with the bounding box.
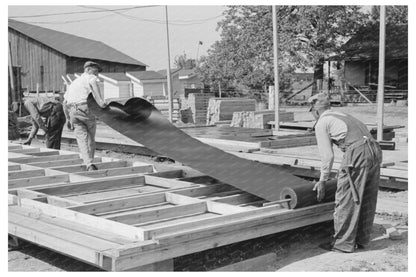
[8,19,146,66]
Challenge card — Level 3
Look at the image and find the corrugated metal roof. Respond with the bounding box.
[8,19,146,66]
[127,71,165,81]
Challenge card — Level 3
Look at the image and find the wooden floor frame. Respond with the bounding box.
[8,143,334,271]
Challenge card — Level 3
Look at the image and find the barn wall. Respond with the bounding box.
[8,28,67,92]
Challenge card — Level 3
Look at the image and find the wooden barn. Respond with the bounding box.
[126,71,167,98]
[8,19,146,93]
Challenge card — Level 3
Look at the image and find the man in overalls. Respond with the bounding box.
[309,93,382,253]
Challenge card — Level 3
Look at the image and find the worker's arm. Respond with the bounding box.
[89,77,107,108]
[315,119,334,182]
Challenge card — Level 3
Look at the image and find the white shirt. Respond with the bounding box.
[64,73,99,104]
[315,109,348,181]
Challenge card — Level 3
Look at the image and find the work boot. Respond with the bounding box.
[87,164,98,171]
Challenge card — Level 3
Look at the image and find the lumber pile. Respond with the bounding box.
[207,98,256,125]
[148,97,180,122]
[231,110,295,129]
[259,135,317,149]
[180,93,214,125]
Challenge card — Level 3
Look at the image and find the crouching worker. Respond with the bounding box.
[23,96,66,149]
[63,61,107,171]
[309,93,382,253]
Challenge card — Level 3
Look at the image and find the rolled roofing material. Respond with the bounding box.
[280,179,337,209]
[87,95,315,203]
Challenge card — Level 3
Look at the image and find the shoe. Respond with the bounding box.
[319,242,334,251]
[319,242,351,253]
[87,164,98,171]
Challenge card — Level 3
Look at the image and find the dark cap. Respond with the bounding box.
[84,61,102,72]
[308,93,330,111]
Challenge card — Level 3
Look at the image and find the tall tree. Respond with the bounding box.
[371,6,408,24]
[197,6,370,98]
[174,52,196,69]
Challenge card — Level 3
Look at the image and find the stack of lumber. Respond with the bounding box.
[180,93,214,125]
[148,97,180,122]
[207,98,256,125]
[231,110,295,129]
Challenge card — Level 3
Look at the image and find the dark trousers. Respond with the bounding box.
[45,103,66,150]
[333,142,382,252]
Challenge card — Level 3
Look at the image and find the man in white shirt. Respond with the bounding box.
[309,93,382,253]
[63,61,107,171]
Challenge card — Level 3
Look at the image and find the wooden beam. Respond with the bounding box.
[9,174,70,189]
[8,163,21,171]
[34,175,146,196]
[74,165,153,178]
[18,198,145,241]
[103,202,208,225]
[144,175,197,189]
[9,153,80,164]
[69,193,167,215]
[8,168,45,180]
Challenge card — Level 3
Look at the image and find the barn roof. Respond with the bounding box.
[99,72,131,82]
[336,24,408,61]
[127,71,165,81]
[8,19,146,67]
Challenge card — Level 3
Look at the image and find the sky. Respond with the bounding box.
[8,5,226,70]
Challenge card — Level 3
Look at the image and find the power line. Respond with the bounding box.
[8,6,158,19]
[81,5,223,25]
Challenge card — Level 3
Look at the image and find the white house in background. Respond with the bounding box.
[126,71,166,98]
[157,68,203,97]
[98,72,132,100]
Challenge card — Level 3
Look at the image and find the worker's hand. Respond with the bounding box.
[22,138,32,145]
[66,121,74,131]
[313,181,326,202]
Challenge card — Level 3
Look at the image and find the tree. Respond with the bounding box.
[174,52,196,69]
[197,6,370,99]
[371,6,408,24]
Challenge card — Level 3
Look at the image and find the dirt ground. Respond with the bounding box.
[8,104,409,272]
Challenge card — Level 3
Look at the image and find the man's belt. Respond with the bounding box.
[67,101,88,108]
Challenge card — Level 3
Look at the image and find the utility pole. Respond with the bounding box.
[165,6,173,122]
[377,5,386,141]
[272,6,280,134]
